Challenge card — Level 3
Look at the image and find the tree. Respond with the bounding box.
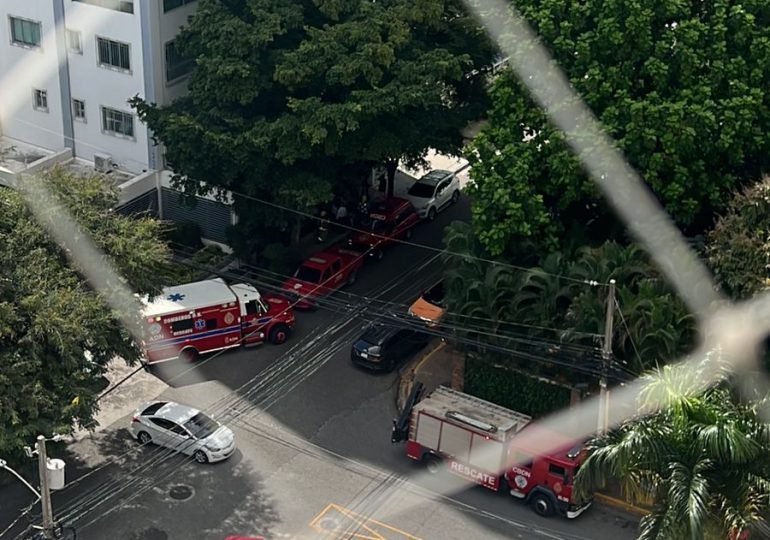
[132,0,496,239]
[706,176,770,300]
[575,353,770,539]
[466,0,770,257]
[0,167,170,465]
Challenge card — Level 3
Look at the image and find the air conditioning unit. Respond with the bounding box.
[93,152,114,174]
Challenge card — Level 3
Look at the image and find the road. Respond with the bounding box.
[0,198,640,540]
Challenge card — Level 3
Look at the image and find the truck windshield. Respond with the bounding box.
[295,265,322,283]
[184,413,219,438]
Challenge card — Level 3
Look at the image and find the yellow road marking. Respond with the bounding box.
[309,503,424,540]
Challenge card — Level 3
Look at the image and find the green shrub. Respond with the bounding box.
[464,357,571,418]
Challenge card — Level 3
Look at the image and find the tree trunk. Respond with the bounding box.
[385,159,398,198]
[291,220,302,246]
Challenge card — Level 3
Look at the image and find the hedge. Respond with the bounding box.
[464,357,572,418]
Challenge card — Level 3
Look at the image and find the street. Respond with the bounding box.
[1,197,640,540]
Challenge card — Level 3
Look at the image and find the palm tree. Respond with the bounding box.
[575,354,770,540]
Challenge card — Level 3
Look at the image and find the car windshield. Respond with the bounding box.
[295,265,322,283]
[408,182,436,198]
[183,412,219,438]
[424,282,445,306]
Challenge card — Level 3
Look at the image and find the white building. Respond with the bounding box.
[0,0,198,174]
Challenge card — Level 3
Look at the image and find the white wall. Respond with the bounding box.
[65,1,149,173]
[155,0,198,105]
[0,1,65,152]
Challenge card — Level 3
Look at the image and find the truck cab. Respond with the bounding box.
[230,283,294,344]
[281,248,362,309]
[349,198,419,260]
[505,425,592,518]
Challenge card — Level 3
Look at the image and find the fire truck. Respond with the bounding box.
[392,385,592,519]
[142,278,295,364]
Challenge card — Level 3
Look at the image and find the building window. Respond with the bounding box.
[101,106,134,138]
[97,37,130,71]
[72,0,134,14]
[33,89,48,112]
[163,0,196,13]
[10,16,42,48]
[165,40,193,82]
[66,29,82,53]
[73,99,86,121]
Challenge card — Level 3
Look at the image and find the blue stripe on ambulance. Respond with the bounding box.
[145,325,242,350]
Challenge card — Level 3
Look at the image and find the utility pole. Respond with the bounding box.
[597,279,616,435]
[36,435,55,539]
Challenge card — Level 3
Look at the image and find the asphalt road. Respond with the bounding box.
[0,197,640,540]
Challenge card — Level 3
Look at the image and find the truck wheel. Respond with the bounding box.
[269,324,290,345]
[427,207,437,221]
[424,455,442,475]
[347,270,358,286]
[179,348,198,363]
[531,492,555,517]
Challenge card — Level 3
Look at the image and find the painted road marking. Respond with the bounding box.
[309,503,423,540]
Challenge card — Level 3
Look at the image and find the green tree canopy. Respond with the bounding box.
[132,0,496,233]
[442,222,694,377]
[0,168,170,465]
[575,353,770,539]
[706,176,770,300]
[466,0,770,256]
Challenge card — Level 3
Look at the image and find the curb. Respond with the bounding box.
[396,341,447,412]
[594,493,650,517]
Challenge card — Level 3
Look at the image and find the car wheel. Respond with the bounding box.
[424,454,442,474]
[427,207,437,221]
[347,270,358,286]
[404,228,413,240]
[137,431,152,446]
[451,190,460,204]
[193,450,209,464]
[179,348,198,363]
[531,493,556,517]
[269,323,290,345]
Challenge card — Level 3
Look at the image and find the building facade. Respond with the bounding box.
[0,0,198,174]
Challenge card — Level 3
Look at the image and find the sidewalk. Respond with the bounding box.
[395,341,649,519]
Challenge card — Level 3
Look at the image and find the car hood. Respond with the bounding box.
[282,279,316,296]
[205,425,234,448]
[264,294,291,310]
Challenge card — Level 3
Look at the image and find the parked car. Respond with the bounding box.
[351,322,430,372]
[348,197,420,260]
[281,247,364,309]
[408,281,446,327]
[404,170,460,220]
[130,401,235,463]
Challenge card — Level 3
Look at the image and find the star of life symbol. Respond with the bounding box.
[167,293,185,302]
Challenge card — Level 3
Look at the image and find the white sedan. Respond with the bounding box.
[129,400,235,463]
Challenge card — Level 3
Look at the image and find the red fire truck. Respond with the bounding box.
[392,385,592,519]
[142,278,295,364]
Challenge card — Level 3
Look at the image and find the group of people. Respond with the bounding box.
[316,193,384,242]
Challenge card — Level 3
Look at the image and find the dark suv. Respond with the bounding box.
[351,323,430,372]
